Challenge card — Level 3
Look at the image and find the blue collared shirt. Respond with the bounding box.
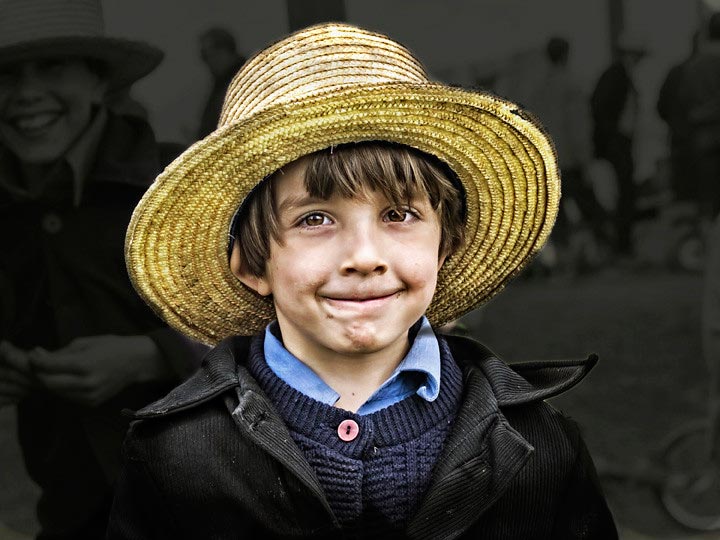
[263,317,441,415]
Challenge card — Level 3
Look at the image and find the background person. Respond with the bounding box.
[525,36,610,273]
[676,13,720,228]
[0,1,204,537]
[197,26,246,139]
[591,34,647,259]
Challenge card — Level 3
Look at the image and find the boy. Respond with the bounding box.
[0,0,204,537]
[109,23,617,538]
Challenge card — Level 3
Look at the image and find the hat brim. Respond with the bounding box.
[0,36,163,88]
[126,82,560,344]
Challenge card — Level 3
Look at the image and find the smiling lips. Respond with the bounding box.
[322,290,402,311]
[5,111,62,135]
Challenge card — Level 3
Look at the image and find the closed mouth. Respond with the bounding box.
[324,290,401,302]
[321,290,403,313]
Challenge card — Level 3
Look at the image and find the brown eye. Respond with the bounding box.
[385,209,408,222]
[302,213,328,226]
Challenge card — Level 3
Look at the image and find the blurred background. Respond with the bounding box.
[2,0,720,538]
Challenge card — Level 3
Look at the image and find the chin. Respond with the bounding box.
[4,141,65,164]
[338,324,405,354]
[344,339,383,354]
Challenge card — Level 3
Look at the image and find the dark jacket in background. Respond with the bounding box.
[107,334,617,540]
[591,61,636,158]
[0,113,203,538]
[658,59,697,202]
[591,61,638,254]
[674,44,720,217]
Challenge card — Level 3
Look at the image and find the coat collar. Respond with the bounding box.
[442,334,598,406]
[128,337,246,418]
[132,334,597,419]
[406,335,597,539]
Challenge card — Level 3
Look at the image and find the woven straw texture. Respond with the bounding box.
[0,0,162,87]
[126,23,560,345]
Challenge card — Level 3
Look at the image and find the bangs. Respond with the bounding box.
[303,141,455,210]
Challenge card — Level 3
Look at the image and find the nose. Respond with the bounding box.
[340,225,388,276]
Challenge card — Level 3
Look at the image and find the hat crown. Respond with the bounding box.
[219,23,430,128]
[0,0,105,47]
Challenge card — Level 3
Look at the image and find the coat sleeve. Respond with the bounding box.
[550,421,619,539]
[106,432,179,540]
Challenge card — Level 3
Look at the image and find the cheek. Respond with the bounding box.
[60,75,103,118]
[402,253,441,291]
[65,93,94,122]
[266,248,328,293]
[399,230,443,278]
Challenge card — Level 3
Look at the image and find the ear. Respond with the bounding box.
[229,241,272,296]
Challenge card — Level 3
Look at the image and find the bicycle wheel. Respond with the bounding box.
[660,421,720,530]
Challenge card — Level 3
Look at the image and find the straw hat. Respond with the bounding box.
[126,23,561,345]
[0,0,163,88]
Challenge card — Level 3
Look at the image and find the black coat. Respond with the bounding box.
[590,61,636,157]
[107,334,617,539]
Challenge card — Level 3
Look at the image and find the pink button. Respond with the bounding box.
[337,419,359,441]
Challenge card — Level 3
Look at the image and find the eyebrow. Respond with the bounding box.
[277,194,327,214]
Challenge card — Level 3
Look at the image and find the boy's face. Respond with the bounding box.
[232,157,446,362]
[0,57,106,165]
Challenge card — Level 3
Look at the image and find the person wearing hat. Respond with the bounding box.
[108,23,617,539]
[0,1,205,538]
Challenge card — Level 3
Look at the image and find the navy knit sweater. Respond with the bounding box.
[247,335,463,534]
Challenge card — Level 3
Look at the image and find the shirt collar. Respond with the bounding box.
[263,316,441,414]
[64,106,108,206]
[370,317,440,403]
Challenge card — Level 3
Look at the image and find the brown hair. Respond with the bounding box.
[232,141,466,277]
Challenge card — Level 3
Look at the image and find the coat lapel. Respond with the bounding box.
[406,367,533,540]
[228,371,338,525]
[407,335,597,539]
[227,364,341,534]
